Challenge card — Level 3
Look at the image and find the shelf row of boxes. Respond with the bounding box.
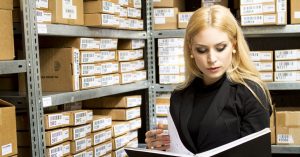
[17,95,142,157]
[13,0,143,30]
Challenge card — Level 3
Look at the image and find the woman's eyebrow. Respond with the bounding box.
[193,41,228,47]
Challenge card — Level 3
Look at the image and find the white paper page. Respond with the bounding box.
[167,112,194,156]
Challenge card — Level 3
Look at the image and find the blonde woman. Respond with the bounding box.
[145,5,272,154]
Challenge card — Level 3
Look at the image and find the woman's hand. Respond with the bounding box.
[145,124,170,151]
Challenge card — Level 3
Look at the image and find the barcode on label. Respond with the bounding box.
[103,1,114,14]
[277,134,294,144]
[179,13,192,23]
[49,145,63,157]
[48,114,63,128]
[154,9,174,17]
[51,130,63,145]
[74,126,86,140]
[95,145,106,156]
[81,52,95,63]
[75,112,87,125]
[80,39,94,49]
[76,139,87,152]
[241,15,263,25]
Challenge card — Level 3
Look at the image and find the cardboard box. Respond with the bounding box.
[153,0,185,11]
[253,61,273,72]
[68,110,93,126]
[159,74,185,84]
[36,9,52,24]
[159,65,185,75]
[101,73,120,87]
[48,0,84,25]
[44,112,71,130]
[69,124,92,141]
[0,0,13,10]
[156,103,170,117]
[119,60,144,73]
[0,10,15,60]
[70,135,92,154]
[276,126,300,145]
[80,62,119,76]
[130,0,141,9]
[112,147,127,157]
[84,13,118,28]
[39,37,101,50]
[249,51,273,62]
[115,5,128,17]
[154,8,178,30]
[120,72,136,84]
[274,71,300,82]
[178,12,193,28]
[45,128,71,146]
[127,7,141,19]
[201,0,228,7]
[240,2,276,16]
[102,153,112,157]
[128,118,141,131]
[159,55,184,65]
[117,49,144,61]
[93,128,112,146]
[118,39,145,50]
[128,18,143,30]
[240,0,275,5]
[135,70,147,81]
[275,60,300,71]
[158,47,184,56]
[36,0,49,10]
[119,0,129,7]
[80,75,102,90]
[46,141,71,157]
[271,126,275,144]
[157,38,184,48]
[99,38,118,50]
[84,0,116,14]
[112,121,130,137]
[112,133,129,150]
[93,140,112,157]
[128,130,138,141]
[17,131,30,146]
[93,107,140,121]
[275,49,300,61]
[91,115,112,132]
[80,50,117,64]
[241,13,277,26]
[40,48,80,92]
[291,0,300,24]
[69,147,93,157]
[126,138,138,148]
[156,93,171,104]
[276,109,300,127]
[84,95,142,109]
[260,71,273,82]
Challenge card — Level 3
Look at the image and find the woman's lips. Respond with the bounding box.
[207,67,220,73]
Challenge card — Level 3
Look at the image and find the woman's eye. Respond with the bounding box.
[216,45,227,52]
[196,47,207,53]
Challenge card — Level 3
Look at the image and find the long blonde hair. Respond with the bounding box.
[177,5,272,108]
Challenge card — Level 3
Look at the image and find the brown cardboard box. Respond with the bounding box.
[80,75,102,90]
[44,112,71,130]
[178,12,193,28]
[249,51,273,62]
[112,133,129,150]
[17,131,30,146]
[93,107,140,120]
[112,121,130,137]
[276,108,300,127]
[80,50,117,64]
[117,49,143,61]
[154,8,178,30]
[93,140,112,156]
[128,118,141,131]
[156,96,170,104]
[92,128,112,146]
[153,0,185,11]
[0,10,15,60]
[84,0,116,14]
[68,110,93,126]
[39,37,101,50]
[69,124,92,140]
[271,126,275,144]
[48,0,84,25]
[0,0,13,10]
[241,13,278,26]
[201,0,228,7]
[92,115,112,132]
[69,147,93,157]
[46,141,71,157]
[118,39,145,50]
[84,13,117,28]
[40,48,80,92]
[240,2,276,16]
[83,95,142,109]
[36,9,52,24]
[0,99,17,157]
[45,128,71,146]
[70,135,92,154]
[274,71,300,82]
[101,73,120,87]
[291,0,300,24]
[276,126,300,145]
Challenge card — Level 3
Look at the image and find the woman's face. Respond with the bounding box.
[191,27,234,85]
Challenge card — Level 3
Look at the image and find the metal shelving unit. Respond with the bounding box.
[0,60,26,74]
[42,81,149,107]
[272,145,300,154]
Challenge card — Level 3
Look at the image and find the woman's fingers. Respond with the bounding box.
[145,129,163,138]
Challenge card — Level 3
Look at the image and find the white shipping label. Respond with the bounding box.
[241,15,264,25]
[132,40,145,49]
[37,0,48,8]
[127,8,141,19]
[277,0,287,12]
[80,38,98,50]
[264,14,276,23]
[159,56,184,65]
[127,139,138,148]
[115,148,127,157]
[275,72,300,81]
[36,10,44,23]
[275,50,300,60]
[153,0,161,2]
[295,12,300,18]
[37,24,47,33]
[159,75,185,84]
[118,51,135,61]
[1,144,12,156]
[86,137,92,147]
[158,38,184,47]
[63,129,69,139]
[254,62,273,71]
[129,130,138,141]
[135,49,144,59]
[63,0,73,6]
[156,105,170,115]
[81,76,96,89]
[43,96,52,107]
[63,143,70,155]
[51,130,64,145]
[106,117,112,126]
[74,152,86,157]
[159,65,183,74]
[240,0,263,5]
[120,7,128,17]
[103,1,115,14]
[81,64,95,76]
[263,4,275,13]
[127,97,142,107]
[133,0,142,8]
[73,126,87,140]
[119,0,129,6]
[63,115,70,125]
[102,14,115,25]
[126,108,140,120]
[120,62,135,72]
[49,145,63,157]
[157,117,168,125]
[277,134,294,144]
[260,72,273,81]
[95,145,106,157]
[121,72,135,84]
[250,51,261,61]
[129,119,141,130]
[179,13,193,23]
[97,51,116,62]
[119,18,130,29]
[48,114,63,128]
[73,49,80,91]
[93,118,106,131]
[75,111,87,125]
[135,70,147,81]
[94,132,107,145]
[275,61,300,71]
[43,12,52,22]
[154,17,166,24]
[87,111,93,121]
[158,47,184,56]
[63,5,77,19]
[240,4,263,15]
[277,12,286,25]
[260,52,273,61]
[100,39,118,50]
[154,9,175,17]
[76,138,87,152]
[135,60,144,70]
[87,151,93,157]
[114,124,129,136]
[115,135,128,149]
[100,62,119,74]
[106,142,113,152]
[81,52,95,63]
[101,74,120,86]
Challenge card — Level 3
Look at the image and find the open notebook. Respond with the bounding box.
[125,113,271,157]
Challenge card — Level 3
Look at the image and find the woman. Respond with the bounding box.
[145,5,272,154]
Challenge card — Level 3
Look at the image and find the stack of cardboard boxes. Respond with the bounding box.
[0,0,14,60]
[156,93,170,130]
[84,0,143,30]
[240,0,287,26]
[274,49,300,82]
[158,38,185,84]
[249,51,274,82]
[83,95,142,157]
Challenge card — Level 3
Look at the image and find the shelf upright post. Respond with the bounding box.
[20,0,45,156]
[145,0,157,130]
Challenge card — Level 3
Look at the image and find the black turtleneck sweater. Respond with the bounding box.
[188,75,226,150]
